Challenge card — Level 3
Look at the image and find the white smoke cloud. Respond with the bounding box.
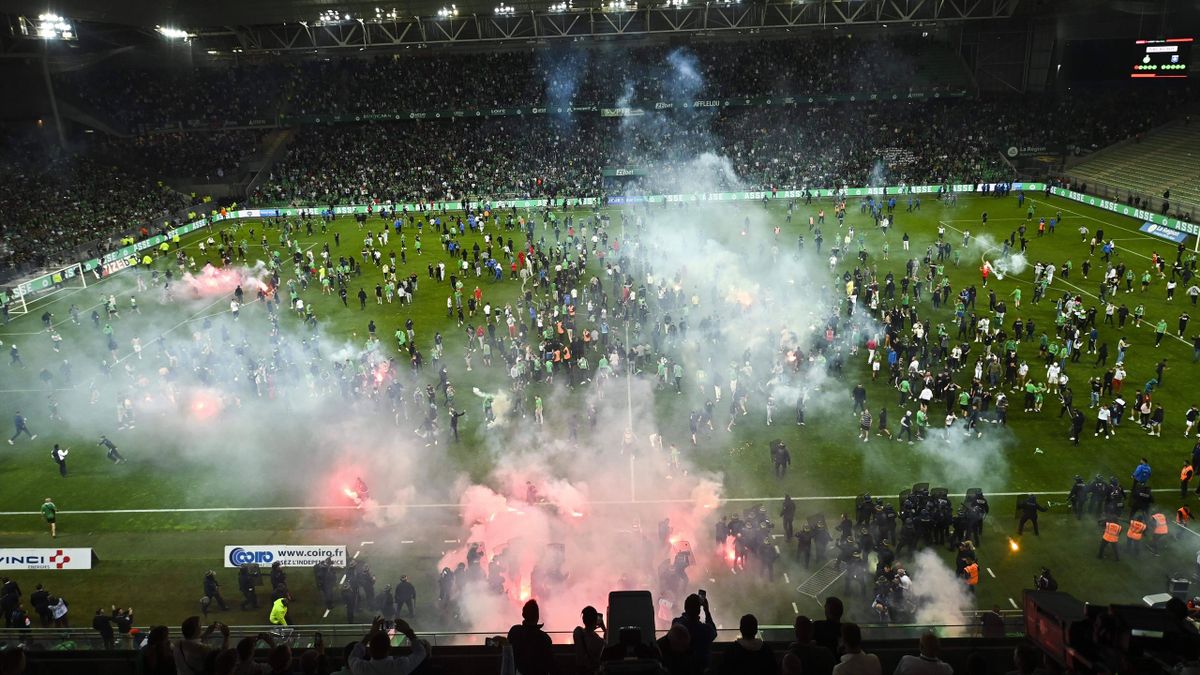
[908,549,975,625]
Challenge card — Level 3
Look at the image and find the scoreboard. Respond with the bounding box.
[1131,37,1192,79]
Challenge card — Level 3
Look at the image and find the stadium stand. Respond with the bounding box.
[1067,119,1200,219]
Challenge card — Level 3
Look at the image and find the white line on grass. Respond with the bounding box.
[987,568,996,578]
[1008,597,1018,609]
[0,489,1187,516]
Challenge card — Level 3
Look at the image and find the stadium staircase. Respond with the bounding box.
[911,46,976,94]
[243,127,295,197]
[55,99,128,138]
[1066,120,1200,217]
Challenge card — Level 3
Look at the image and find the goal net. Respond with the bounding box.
[3,262,88,317]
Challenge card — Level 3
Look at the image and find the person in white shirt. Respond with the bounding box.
[832,623,880,675]
[893,633,953,675]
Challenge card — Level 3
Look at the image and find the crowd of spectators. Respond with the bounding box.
[0,36,1185,277]
[55,63,290,132]
[254,99,1036,206]
[0,130,188,274]
[94,130,265,183]
[53,37,965,130]
[284,36,964,117]
[0,597,1049,675]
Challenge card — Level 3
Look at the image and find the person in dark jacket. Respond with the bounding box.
[508,599,555,675]
[672,593,718,673]
[203,571,228,613]
[718,614,777,674]
[92,608,115,649]
[787,615,836,675]
[812,596,844,656]
[29,584,51,626]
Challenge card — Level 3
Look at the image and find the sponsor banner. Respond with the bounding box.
[1005,145,1064,158]
[224,545,347,568]
[0,548,92,570]
[602,167,649,178]
[1050,187,1198,236]
[600,107,645,117]
[1140,221,1190,244]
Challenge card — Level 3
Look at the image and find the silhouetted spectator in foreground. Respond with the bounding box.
[508,599,555,675]
[718,614,777,675]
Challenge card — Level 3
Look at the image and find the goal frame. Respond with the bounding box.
[3,262,88,317]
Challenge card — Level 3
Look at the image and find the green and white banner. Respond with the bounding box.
[1049,187,1199,236]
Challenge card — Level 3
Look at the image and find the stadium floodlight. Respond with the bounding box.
[666,0,687,7]
[373,7,400,21]
[549,1,572,10]
[495,3,516,15]
[602,0,635,10]
[315,9,350,25]
[436,5,459,18]
[156,26,192,39]
[20,13,76,40]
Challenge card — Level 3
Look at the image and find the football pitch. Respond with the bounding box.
[1,190,1198,635]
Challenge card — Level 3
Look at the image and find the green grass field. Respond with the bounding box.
[1,190,1198,637]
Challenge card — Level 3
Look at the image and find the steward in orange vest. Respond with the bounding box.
[1098,520,1122,560]
[1126,517,1146,556]
[962,562,979,593]
[1182,462,1195,500]
[1177,505,1193,527]
[1150,512,1169,554]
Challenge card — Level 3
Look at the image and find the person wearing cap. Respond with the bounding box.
[395,575,416,617]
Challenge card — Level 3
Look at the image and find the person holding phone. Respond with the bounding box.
[672,591,718,672]
[173,617,228,675]
[572,605,606,675]
[348,615,427,674]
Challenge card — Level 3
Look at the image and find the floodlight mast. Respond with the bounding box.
[41,40,67,147]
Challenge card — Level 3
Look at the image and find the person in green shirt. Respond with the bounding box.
[41,497,56,538]
[1155,319,1169,347]
[1133,304,1145,327]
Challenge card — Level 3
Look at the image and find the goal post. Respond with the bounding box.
[2,262,87,318]
[1,287,27,317]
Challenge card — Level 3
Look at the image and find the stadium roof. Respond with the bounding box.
[5,0,547,28]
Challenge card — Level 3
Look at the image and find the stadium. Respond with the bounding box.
[0,0,1199,672]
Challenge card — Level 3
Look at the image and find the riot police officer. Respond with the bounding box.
[238,564,258,611]
[1067,476,1086,520]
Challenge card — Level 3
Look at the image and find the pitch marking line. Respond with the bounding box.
[0,489,1186,516]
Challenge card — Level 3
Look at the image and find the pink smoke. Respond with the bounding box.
[182,263,269,298]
